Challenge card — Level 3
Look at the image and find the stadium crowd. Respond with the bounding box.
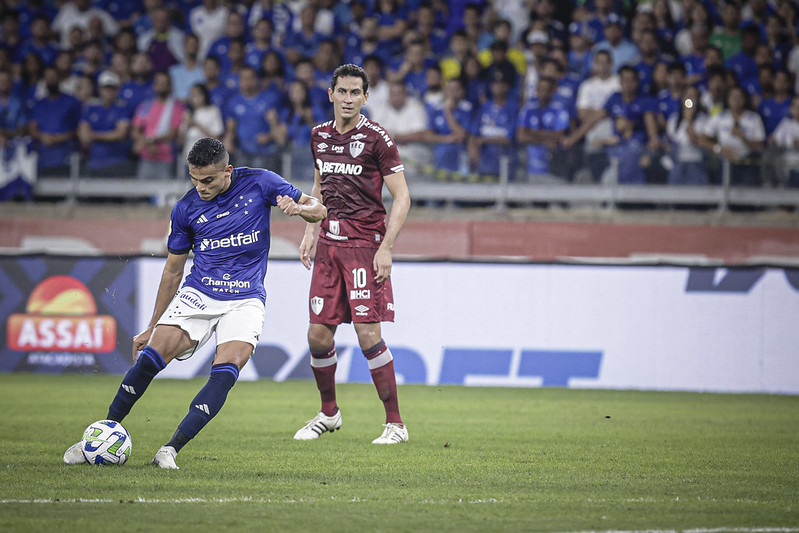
[2,0,799,196]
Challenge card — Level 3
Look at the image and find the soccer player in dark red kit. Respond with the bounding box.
[293,64,411,444]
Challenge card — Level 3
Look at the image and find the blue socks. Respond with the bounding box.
[173,363,239,449]
[107,346,166,422]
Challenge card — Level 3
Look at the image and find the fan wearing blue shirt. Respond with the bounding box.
[78,71,134,176]
[759,69,792,137]
[657,63,687,127]
[120,53,155,115]
[14,15,59,67]
[62,137,326,470]
[469,70,518,179]
[29,66,82,176]
[725,26,760,88]
[223,66,283,172]
[517,76,571,178]
[426,77,476,173]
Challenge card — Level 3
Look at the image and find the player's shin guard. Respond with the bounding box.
[310,343,338,416]
[364,340,402,425]
[106,346,166,422]
[175,363,239,447]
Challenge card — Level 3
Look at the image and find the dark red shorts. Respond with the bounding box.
[309,239,395,324]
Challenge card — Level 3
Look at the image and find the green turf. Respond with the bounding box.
[0,374,797,532]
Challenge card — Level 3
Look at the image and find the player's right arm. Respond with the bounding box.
[132,251,188,357]
[299,168,323,270]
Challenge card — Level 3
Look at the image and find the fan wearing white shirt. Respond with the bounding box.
[699,86,765,186]
[665,86,709,185]
[770,96,799,188]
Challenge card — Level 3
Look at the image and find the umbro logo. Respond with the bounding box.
[196,214,209,224]
[194,404,210,414]
[317,142,328,152]
[354,305,369,316]
[122,384,137,395]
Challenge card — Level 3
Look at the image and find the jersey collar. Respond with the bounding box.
[219,167,238,198]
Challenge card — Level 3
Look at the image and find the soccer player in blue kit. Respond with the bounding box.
[63,137,327,469]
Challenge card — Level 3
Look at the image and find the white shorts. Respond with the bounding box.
[157,287,265,360]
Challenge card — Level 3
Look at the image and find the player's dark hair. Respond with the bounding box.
[188,137,229,168]
[331,63,369,93]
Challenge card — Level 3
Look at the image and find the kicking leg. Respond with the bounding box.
[154,340,252,469]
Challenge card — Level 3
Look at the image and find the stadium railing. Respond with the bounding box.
[28,147,799,211]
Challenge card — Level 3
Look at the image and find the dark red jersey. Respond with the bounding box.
[310,114,404,248]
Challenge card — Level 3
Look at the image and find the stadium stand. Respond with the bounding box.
[0,0,798,211]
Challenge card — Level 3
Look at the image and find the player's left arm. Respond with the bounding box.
[276,192,327,223]
[374,170,411,283]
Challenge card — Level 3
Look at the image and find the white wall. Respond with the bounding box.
[137,258,799,394]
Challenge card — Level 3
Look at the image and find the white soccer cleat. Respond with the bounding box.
[152,446,179,470]
[293,410,342,440]
[63,442,87,464]
[372,423,409,445]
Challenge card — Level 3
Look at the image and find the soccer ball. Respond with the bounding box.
[80,420,132,465]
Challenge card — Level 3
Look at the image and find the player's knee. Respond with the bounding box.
[355,330,382,352]
[307,324,335,350]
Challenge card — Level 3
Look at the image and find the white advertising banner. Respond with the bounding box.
[137,259,799,394]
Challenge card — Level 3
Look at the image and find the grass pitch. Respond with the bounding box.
[0,374,797,533]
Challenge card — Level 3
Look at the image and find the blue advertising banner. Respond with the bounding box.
[0,256,136,373]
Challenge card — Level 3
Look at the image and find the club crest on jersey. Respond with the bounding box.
[349,140,364,158]
[310,296,324,315]
[328,220,340,235]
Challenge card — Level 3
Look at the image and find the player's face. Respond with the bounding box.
[329,76,368,122]
[189,163,233,201]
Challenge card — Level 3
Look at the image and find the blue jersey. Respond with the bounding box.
[167,167,303,302]
[759,97,791,136]
[426,99,476,172]
[226,91,279,155]
[475,98,517,177]
[518,98,570,175]
[656,90,681,122]
[80,100,132,170]
[604,92,655,143]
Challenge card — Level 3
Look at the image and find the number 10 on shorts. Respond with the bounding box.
[350,268,370,300]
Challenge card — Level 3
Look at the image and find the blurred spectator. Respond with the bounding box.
[388,40,433,99]
[369,80,430,169]
[461,4,488,52]
[73,40,105,79]
[480,40,520,98]
[516,76,570,181]
[109,52,132,86]
[208,10,246,72]
[343,15,383,67]
[461,54,489,107]
[362,54,389,118]
[29,65,82,176]
[676,2,713,57]
[567,22,595,81]
[75,74,97,104]
[170,34,205,101]
[374,0,409,59]
[284,5,323,66]
[764,15,790,69]
[247,0,293,46]
[726,25,760,89]
[657,63,687,127]
[201,56,234,119]
[15,14,59,67]
[293,58,331,119]
[131,0,160,37]
[479,19,526,74]
[94,0,143,28]
[423,64,444,107]
[683,24,711,87]
[244,18,276,71]
[584,0,617,44]
[700,85,766,186]
[415,4,449,56]
[711,1,742,60]
[53,51,81,97]
[538,57,579,115]
[521,30,549,101]
[260,50,287,99]
[469,70,517,179]
[562,50,620,182]
[124,53,157,109]
[190,0,229,60]
[635,29,666,95]
[425,76,475,174]
[0,69,27,145]
[219,39,246,91]
[759,70,793,137]
[440,30,471,82]
[770,96,799,187]
[528,0,566,49]
[1,11,23,61]
[593,14,641,74]
[665,85,710,185]
[279,79,326,181]
[651,0,678,56]
[178,83,223,172]
[111,27,138,61]
[131,71,184,180]
[701,67,729,117]
[312,39,340,93]
[78,70,134,176]
[52,0,119,49]
[18,52,45,110]
[138,7,185,73]
[223,66,282,172]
